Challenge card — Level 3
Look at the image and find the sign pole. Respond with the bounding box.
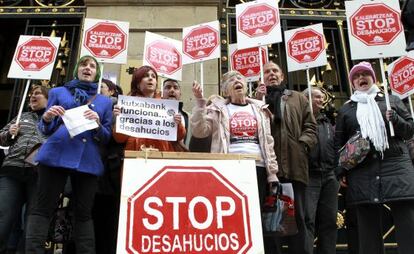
[380,57,395,136]
[248,82,252,97]
[12,79,31,139]
[200,61,204,97]
[409,95,414,119]
[258,46,266,102]
[97,63,104,94]
[306,68,313,113]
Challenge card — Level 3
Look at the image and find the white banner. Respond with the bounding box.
[345,0,406,60]
[8,35,61,80]
[80,18,129,64]
[236,0,282,49]
[117,158,264,254]
[115,95,179,141]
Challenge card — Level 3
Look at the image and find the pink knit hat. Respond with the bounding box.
[349,61,376,84]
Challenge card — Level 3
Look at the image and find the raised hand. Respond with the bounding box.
[192,80,203,99]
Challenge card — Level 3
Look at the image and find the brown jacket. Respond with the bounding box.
[271,89,317,185]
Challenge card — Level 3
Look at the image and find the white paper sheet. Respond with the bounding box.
[61,105,99,137]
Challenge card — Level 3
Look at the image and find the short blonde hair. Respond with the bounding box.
[220,70,246,97]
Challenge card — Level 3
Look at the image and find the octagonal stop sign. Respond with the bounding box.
[126,166,252,254]
[183,25,219,60]
[84,22,127,58]
[238,3,279,38]
[389,57,414,96]
[15,37,57,71]
[350,3,402,46]
[231,47,267,78]
[145,41,182,75]
[287,28,325,63]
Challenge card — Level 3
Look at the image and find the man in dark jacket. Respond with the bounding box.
[256,61,317,254]
[162,79,190,148]
[303,87,339,254]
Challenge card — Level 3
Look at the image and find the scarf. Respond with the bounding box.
[350,85,389,155]
[64,79,98,106]
[266,85,286,123]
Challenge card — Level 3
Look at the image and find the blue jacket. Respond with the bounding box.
[36,86,113,176]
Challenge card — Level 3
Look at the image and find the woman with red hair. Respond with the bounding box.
[113,66,186,151]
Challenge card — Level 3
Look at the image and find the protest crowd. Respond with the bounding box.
[1,0,414,254]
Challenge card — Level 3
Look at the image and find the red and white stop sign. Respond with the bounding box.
[145,40,182,75]
[287,28,325,63]
[183,25,219,60]
[14,37,57,71]
[389,56,414,96]
[350,3,402,46]
[126,166,252,254]
[231,47,267,78]
[84,22,127,58]
[238,3,279,38]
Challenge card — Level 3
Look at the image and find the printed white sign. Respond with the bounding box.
[229,43,268,82]
[80,18,129,64]
[117,159,264,254]
[8,35,61,80]
[284,23,327,72]
[182,20,221,64]
[388,51,414,99]
[236,0,282,49]
[143,31,183,81]
[115,95,179,141]
[345,0,406,60]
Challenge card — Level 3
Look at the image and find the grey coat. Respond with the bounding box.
[0,111,46,171]
[334,93,414,205]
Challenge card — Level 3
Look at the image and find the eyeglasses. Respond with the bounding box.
[352,71,372,79]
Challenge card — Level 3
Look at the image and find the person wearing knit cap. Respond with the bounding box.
[25,55,113,254]
[334,61,414,254]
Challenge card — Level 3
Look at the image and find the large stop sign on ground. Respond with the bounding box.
[389,56,414,97]
[183,25,219,60]
[15,37,57,71]
[238,3,278,38]
[126,166,252,254]
[349,3,402,46]
[287,28,324,63]
[84,22,127,59]
[145,40,182,75]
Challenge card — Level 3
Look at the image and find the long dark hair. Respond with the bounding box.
[129,66,158,97]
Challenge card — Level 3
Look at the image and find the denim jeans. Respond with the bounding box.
[304,170,339,254]
[0,174,37,254]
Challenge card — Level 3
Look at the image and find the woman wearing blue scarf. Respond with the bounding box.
[25,56,113,254]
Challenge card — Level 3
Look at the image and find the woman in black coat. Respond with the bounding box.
[334,61,414,254]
